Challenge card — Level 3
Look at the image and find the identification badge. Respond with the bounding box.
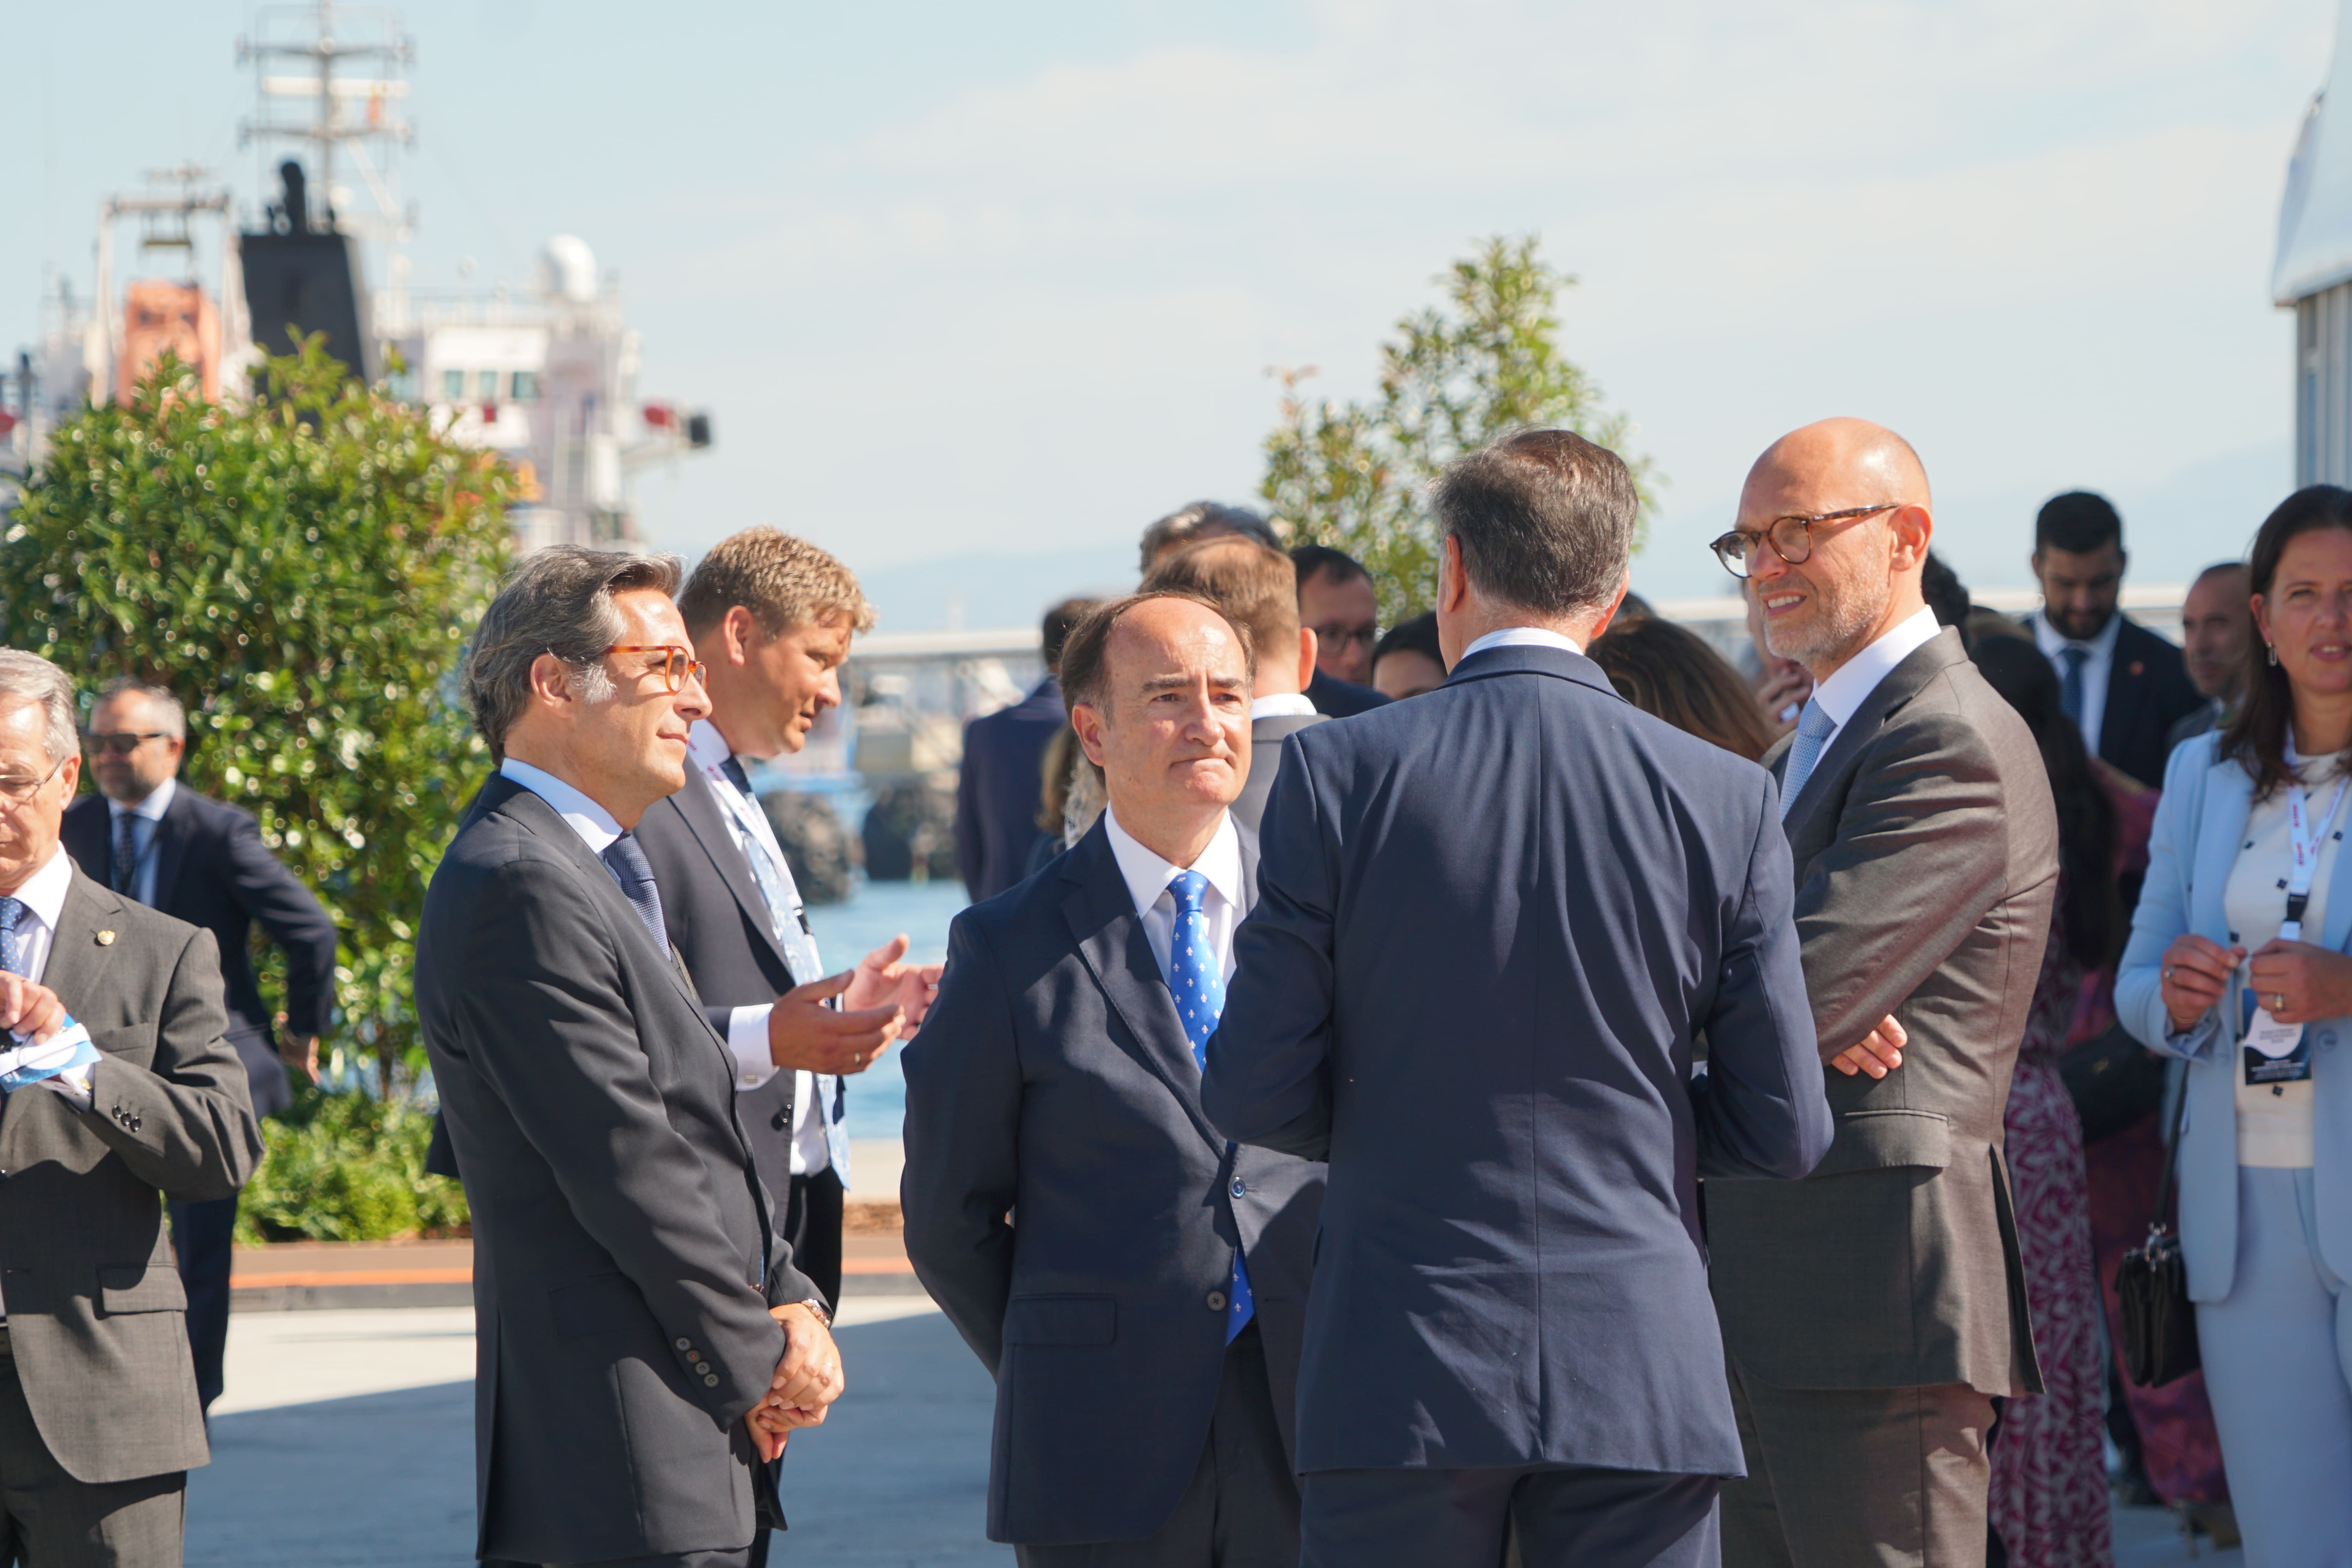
[0,1016,98,1094]
[2241,987,2314,1084]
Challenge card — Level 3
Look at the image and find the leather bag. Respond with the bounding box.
[2115,1073,2199,1387]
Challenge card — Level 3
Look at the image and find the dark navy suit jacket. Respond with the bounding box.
[1305,667,1389,718]
[901,819,1325,1545]
[955,677,1065,902]
[63,787,338,1118]
[1202,641,1830,1477]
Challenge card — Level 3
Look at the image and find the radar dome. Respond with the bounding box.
[538,235,599,305]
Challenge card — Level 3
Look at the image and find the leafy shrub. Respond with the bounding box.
[236,1089,469,1244]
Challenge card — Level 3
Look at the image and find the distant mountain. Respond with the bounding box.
[848,544,1139,633]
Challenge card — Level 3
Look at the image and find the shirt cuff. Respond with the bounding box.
[727,1006,780,1091]
[44,1060,95,1110]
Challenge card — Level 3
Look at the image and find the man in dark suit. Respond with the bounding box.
[1710,419,2060,1568]
[903,591,1326,1567]
[0,648,263,1566]
[61,679,338,1414]
[639,527,939,1317]
[1143,536,1325,833]
[956,598,1093,901]
[416,547,844,1568]
[1205,430,1832,1567]
[2023,491,2204,788]
[2165,559,2254,755]
[1290,544,1392,717]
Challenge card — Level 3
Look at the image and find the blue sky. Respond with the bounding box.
[8,1,2340,626]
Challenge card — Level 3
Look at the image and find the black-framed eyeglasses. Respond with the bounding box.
[1709,504,1899,579]
[606,644,709,694]
[0,755,68,807]
[83,730,173,755]
[1310,622,1379,652]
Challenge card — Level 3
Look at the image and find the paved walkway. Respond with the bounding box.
[188,1301,2237,1567]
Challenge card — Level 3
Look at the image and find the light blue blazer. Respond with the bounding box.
[2117,731,2352,1301]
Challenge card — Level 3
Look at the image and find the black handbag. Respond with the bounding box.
[2059,1020,2172,1144]
[2115,1072,2200,1387]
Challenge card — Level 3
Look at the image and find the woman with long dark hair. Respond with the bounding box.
[2119,485,2352,1566]
[1968,636,2117,1568]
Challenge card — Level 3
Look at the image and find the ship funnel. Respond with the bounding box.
[539,236,599,305]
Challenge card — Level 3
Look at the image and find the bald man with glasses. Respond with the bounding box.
[61,679,338,1415]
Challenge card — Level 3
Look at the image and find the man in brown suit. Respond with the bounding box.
[1704,420,2058,1568]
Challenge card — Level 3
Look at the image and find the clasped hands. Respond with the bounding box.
[741,1301,845,1461]
[2160,932,2352,1032]
[766,934,944,1076]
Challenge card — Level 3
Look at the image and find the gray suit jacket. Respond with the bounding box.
[1232,711,1327,833]
[416,776,819,1564]
[1707,628,2056,1396]
[0,867,260,1485]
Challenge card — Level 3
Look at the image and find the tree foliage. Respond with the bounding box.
[0,342,517,1094]
[1260,235,1656,622]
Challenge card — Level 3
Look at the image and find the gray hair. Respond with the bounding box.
[1432,429,1636,617]
[466,546,685,761]
[95,678,188,739]
[0,651,82,765]
[1138,501,1280,576]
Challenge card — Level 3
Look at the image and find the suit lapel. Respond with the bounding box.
[149,787,195,910]
[2198,756,2255,947]
[1782,629,1968,853]
[2098,625,2144,766]
[673,767,796,980]
[0,871,123,1167]
[1058,826,1224,1153]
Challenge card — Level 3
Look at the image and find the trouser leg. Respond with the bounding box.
[0,1336,185,1568]
[545,1551,751,1567]
[1721,1354,1992,1568]
[781,1169,845,1313]
[165,1197,236,1413]
[1299,1466,1517,1567]
[1511,1466,1720,1568]
[2194,1167,2352,1568]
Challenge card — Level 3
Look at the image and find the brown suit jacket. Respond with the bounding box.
[1707,628,2055,1396]
[0,867,261,1483]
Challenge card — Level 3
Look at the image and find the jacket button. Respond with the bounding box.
[675,1338,692,1351]
[1230,1179,1246,1198]
[703,1374,719,1387]
[2324,1032,2339,1050]
[771,1111,789,1131]
[695,1362,711,1376]
[1205,1291,1227,1312]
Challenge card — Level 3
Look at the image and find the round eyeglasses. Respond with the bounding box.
[1709,504,1898,579]
[606,644,709,694]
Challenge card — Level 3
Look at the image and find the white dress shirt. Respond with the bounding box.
[1805,606,1944,754]
[498,757,623,854]
[103,776,177,907]
[1460,625,1586,660]
[1248,692,1319,722]
[2031,608,2122,757]
[0,843,93,1109]
[1103,805,1245,989]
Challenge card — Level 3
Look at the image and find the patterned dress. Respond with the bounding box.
[1989,912,2114,1568]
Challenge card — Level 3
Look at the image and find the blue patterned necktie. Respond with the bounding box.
[0,897,23,978]
[1167,870,1253,1342]
[599,833,668,951]
[2058,646,2089,728]
[1779,699,1838,821]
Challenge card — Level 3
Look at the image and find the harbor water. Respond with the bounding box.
[802,877,973,1142]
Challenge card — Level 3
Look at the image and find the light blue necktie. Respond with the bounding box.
[715,762,850,1179]
[1168,871,1253,1342]
[1779,699,1838,821]
[0,897,24,1103]
[2057,646,2089,730]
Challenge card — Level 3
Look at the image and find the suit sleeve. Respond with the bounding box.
[955,720,987,901]
[1201,735,1338,1160]
[448,857,787,1424]
[1795,707,2025,1059]
[80,926,265,1200]
[1691,774,1832,1179]
[898,911,1022,1375]
[222,809,340,1038]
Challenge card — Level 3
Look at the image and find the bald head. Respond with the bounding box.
[1736,418,1936,680]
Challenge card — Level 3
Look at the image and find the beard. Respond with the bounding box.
[1764,564,1893,670]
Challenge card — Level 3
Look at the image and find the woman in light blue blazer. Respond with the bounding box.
[2118,485,2352,1568]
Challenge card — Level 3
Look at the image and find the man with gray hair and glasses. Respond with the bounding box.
[0,647,262,1567]
[416,547,842,1568]
[61,677,339,1415]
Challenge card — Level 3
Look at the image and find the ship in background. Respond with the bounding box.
[2,0,710,553]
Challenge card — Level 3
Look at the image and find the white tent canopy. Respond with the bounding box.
[2276,1,2352,303]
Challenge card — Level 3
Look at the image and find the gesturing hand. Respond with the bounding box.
[766,969,902,1076]
[1830,1014,1906,1079]
[744,1301,845,1459]
[843,935,943,1038]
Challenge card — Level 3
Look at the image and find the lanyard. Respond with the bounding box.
[2281,750,2348,942]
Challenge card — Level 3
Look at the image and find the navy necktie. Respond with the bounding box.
[2058,646,2089,728]
[112,812,141,898]
[599,833,668,952]
[1167,871,1254,1341]
[719,755,755,800]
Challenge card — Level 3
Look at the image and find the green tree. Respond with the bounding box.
[1261,234,1657,622]
[0,342,517,1096]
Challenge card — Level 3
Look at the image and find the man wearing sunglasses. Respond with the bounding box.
[59,679,338,1414]
[1703,419,2058,1568]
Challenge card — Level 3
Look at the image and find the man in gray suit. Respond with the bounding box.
[1703,419,2058,1568]
[1142,535,1326,832]
[0,649,262,1567]
[416,548,844,1568]
[903,591,1325,1566]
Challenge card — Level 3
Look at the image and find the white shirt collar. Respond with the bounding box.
[5,842,74,932]
[2031,606,2123,660]
[1249,692,1319,721]
[1461,626,1586,661]
[499,757,625,854]
[1809,606,1944,729]
[1102,804,1244,923]
[685,718,738,777]
[105,775,177,823]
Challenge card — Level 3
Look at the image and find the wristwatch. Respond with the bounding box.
[794,1296,833,1329]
